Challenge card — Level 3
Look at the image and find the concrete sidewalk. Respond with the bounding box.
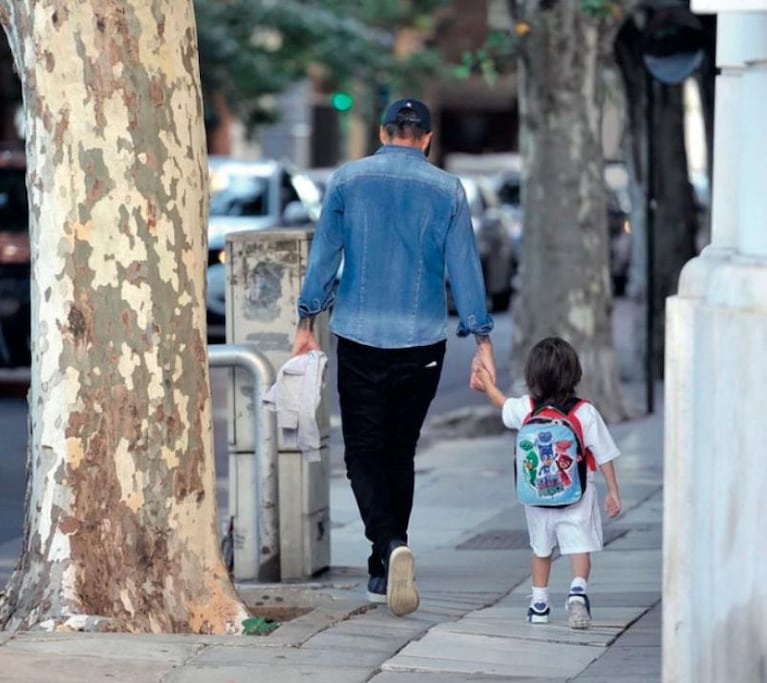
[0,387,663,682]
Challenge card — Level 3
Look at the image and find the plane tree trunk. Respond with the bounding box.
[0,0,248,633]
[509,1,630,421]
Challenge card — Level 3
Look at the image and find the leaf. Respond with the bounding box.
[452,65,472,80]
[242,616,280,635]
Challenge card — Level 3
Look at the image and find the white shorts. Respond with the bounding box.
[524,485,603,557]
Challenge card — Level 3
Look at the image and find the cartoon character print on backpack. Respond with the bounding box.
[534,430,565,497]
[514,400,595,508]
[554,440,574,488]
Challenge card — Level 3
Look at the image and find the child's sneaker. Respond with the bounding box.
[527,599,551,624]
[566,591,591,629]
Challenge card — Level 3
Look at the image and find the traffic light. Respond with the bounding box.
[330,91,353,112]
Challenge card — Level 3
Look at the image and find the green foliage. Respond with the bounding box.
[452,30,518,86]
[194,0,451,132]
[580,0,616,19]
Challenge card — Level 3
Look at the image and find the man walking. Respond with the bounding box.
[292,98,495,616]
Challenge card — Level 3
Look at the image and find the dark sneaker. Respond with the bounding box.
[527,600,551,624]
[367,575,387,604]
[386,541,419,617]
[566,591,591,629]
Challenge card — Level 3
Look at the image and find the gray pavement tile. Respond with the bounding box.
[166,663,373,683]
[314,617,429,645]
[0,653,174,683]
[0,632,204,663]
[574,645,662,682]
[410,505,501,532]
[608,603,661,647]
[300,640,404,668]
[606,527,663,551]
[383,630,603,678]
[373,673,567,682]
[336,606,442,632]
[183,643,334,667]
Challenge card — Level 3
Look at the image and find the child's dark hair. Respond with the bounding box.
[524,336,582,404]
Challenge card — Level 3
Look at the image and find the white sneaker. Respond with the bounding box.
[527,599,551,624]
[566,592,591,629]
[386,543,419,617]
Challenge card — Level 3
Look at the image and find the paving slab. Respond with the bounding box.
[0,653,175,683]
[166,662,374,683]
[383,629,604,679]
[373,674,567,683]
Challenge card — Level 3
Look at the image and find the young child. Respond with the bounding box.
[475,336,621,629]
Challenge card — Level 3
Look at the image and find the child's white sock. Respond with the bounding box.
[569,576,588,595]
[532,585,549,604]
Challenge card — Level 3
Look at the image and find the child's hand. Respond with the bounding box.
[473,365,492,392]
[604,491,622,518]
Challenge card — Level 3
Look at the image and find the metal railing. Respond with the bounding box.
[209,343,279,582]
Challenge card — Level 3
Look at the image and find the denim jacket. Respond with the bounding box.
[297,144,493,348]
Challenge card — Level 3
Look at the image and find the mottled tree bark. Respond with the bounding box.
[509,1,629,422]
[0,1,248,633]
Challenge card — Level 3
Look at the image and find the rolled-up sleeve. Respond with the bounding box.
[445,181,494,337]
[297,181,345,318]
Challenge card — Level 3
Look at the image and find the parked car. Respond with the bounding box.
[0,150,30,368]
[205,157,322,337]
[492,165,633,297]
[302,166,337,201]
[457,174,520,312]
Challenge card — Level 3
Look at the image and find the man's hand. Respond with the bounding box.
[291,318,321,357]
[470,335,495,391]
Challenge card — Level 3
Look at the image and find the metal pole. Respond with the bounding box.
[645,70,656,415]
[208,343,279,582]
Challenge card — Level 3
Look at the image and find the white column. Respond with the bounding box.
[666,5,767,682]
[677,12,747,296]
[737,63,767,256]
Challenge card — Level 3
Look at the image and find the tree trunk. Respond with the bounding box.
[509,1,629,422]
[614,8,699,379]
[0,1,248,633]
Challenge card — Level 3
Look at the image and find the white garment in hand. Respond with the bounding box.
[263,350,328,461]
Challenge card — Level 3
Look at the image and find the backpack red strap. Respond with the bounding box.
[566,400,596,471]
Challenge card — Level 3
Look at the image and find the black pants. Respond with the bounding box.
[336,336,445,578]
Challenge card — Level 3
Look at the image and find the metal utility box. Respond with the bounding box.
[225,228,331,580]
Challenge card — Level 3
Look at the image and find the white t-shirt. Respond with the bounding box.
[501,395,620,470]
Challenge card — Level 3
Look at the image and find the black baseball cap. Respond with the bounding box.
[382,98,432,132]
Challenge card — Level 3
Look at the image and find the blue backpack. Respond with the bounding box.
[515,398,595,508]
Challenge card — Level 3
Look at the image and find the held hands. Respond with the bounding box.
[470,337,496,391]
[604,491,622,519]
[473,365,493,392]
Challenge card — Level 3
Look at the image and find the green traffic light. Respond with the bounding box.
[331,91,353,112]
